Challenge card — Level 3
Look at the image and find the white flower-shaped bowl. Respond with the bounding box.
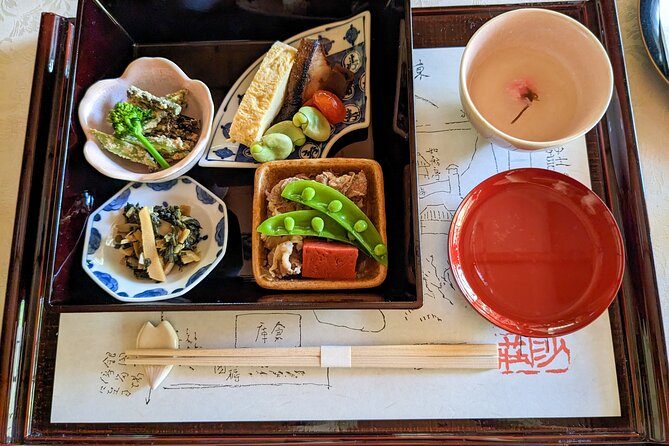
[82,176,228,302]
[78,57,214,182]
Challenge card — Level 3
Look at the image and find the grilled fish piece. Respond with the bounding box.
[324,64,355,99]
[274,38,355,124]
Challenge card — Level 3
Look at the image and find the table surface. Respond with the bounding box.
[0,0,667,354]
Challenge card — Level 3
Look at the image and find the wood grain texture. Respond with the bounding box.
[252,158,387,290]
[124,344,498,369]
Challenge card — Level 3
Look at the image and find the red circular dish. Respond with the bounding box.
[448,168,624,337]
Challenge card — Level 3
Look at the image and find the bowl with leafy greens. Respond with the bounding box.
[78,57,214,182]
[82,176,228,302]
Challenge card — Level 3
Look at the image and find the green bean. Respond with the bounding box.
[281,180,388,265]
[256,210,353,245]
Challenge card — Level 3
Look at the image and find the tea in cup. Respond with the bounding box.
[459,8,613,151]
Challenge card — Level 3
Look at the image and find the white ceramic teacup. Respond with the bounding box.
[459,8,613,151]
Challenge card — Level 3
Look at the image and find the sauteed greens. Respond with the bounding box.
[92,86,201,170]
[113,203,202,281]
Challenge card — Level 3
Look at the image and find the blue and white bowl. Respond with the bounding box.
[199,11,371,168]
[82,176,228,302]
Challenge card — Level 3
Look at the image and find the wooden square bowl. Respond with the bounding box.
[252,158,388,290]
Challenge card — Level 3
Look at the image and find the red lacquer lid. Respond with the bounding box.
[448,168,625,337]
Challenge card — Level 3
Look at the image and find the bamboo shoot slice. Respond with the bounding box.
[177,228,190,244]
[164,262,175,275]
[139,207,166,282]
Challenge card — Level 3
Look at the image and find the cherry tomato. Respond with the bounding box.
[304,90,346,124]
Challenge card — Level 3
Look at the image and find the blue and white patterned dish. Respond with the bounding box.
[82,176,228,302]
[199,11,371,168]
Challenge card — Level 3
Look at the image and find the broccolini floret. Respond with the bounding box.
[108,102,170,169]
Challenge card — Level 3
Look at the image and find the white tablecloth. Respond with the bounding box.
[0,0,667,352]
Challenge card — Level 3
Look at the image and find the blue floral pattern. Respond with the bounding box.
[214,147,234,159]
[134,288,168,298]
[185,265,210,288]
[87,227,101,255]
[147,180,178,191]
[344,24,360,46]
[102,189,130,211]
[196,185,215,204]
[82,176,228,302]
[93,271,118,292]
[221,122,232,138]
[215,216,226,247]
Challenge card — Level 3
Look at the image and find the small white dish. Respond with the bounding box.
[78,57,214,182]
[199,11,371,168]
[82,176,228,302]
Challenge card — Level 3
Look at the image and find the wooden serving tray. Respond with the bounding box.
[0,0,667,444]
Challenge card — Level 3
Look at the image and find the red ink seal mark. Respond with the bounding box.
[497,333,571,375]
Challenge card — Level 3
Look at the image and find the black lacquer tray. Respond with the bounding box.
[0,0,668,444]
[38,0,422,311]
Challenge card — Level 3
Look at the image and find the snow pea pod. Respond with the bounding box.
[281,180,388,265]
[256,210,353,245]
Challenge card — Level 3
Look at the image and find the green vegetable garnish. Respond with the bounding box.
[283,216,295,231]
[265,121,306,147]
[353,220,368,232]
[250,133,294,163]
[311,216,325,233]
[256,210,353,244]
[281,180,388,266]
[292,106,331,142]
[109,102,170,169]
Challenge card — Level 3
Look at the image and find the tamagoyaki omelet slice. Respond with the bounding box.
[229,41,298,147]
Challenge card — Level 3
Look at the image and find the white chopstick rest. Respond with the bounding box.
[320,346,352,368]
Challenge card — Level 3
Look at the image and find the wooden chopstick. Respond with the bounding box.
[123,344,498,369]
[126,347,323,357]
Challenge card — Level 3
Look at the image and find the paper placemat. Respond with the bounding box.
[50,46,620,423]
